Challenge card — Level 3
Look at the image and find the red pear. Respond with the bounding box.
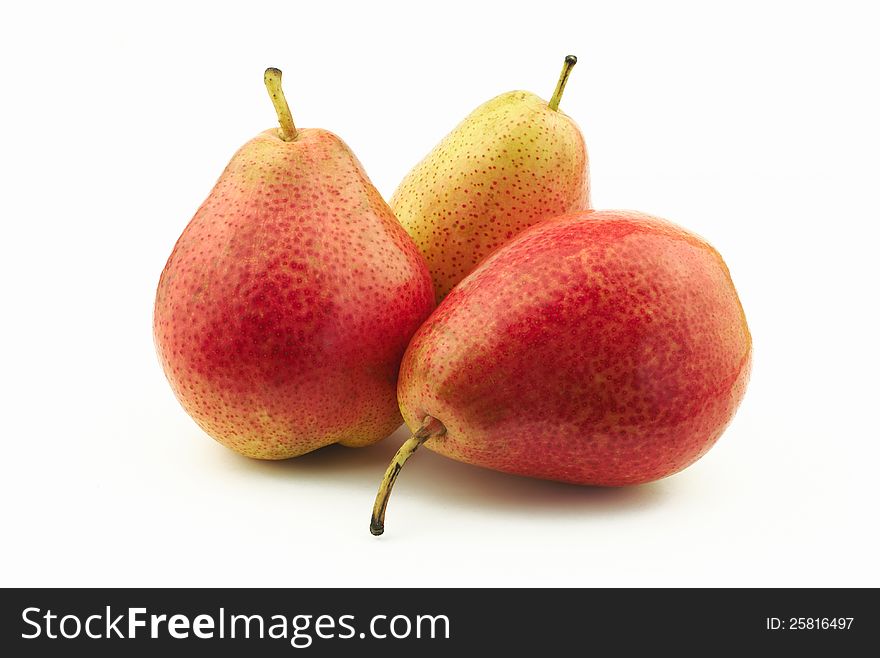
[371,210,751,534]
[154,69,434,459]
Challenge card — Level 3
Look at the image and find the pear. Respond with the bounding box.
[371,210,751,534]
[391,56,591,301]
[154,69,435,459]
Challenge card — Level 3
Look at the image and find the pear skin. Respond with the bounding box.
[391,56,590,301]
[154,69,435,459]
[372,211,751,534]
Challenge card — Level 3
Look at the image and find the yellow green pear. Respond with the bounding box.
[391,56,591,301]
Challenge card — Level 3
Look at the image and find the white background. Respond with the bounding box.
[2,0,878,587]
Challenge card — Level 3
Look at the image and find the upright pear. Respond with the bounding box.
[371,210,751,534]
[154,69,434,459]
[391,56,591,301]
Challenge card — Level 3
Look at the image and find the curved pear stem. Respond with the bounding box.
[370,416,446,536]
[548,55,578,112]
[264,67,297,141]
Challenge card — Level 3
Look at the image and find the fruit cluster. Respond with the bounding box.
[154,60,751,535]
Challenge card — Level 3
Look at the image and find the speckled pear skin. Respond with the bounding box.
[398,210,751,485]
[154,128,435,459]
[390,91,590,301]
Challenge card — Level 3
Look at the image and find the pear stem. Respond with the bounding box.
[548,55,578,112]
[370,416,446,536]
[264,67,297,141]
